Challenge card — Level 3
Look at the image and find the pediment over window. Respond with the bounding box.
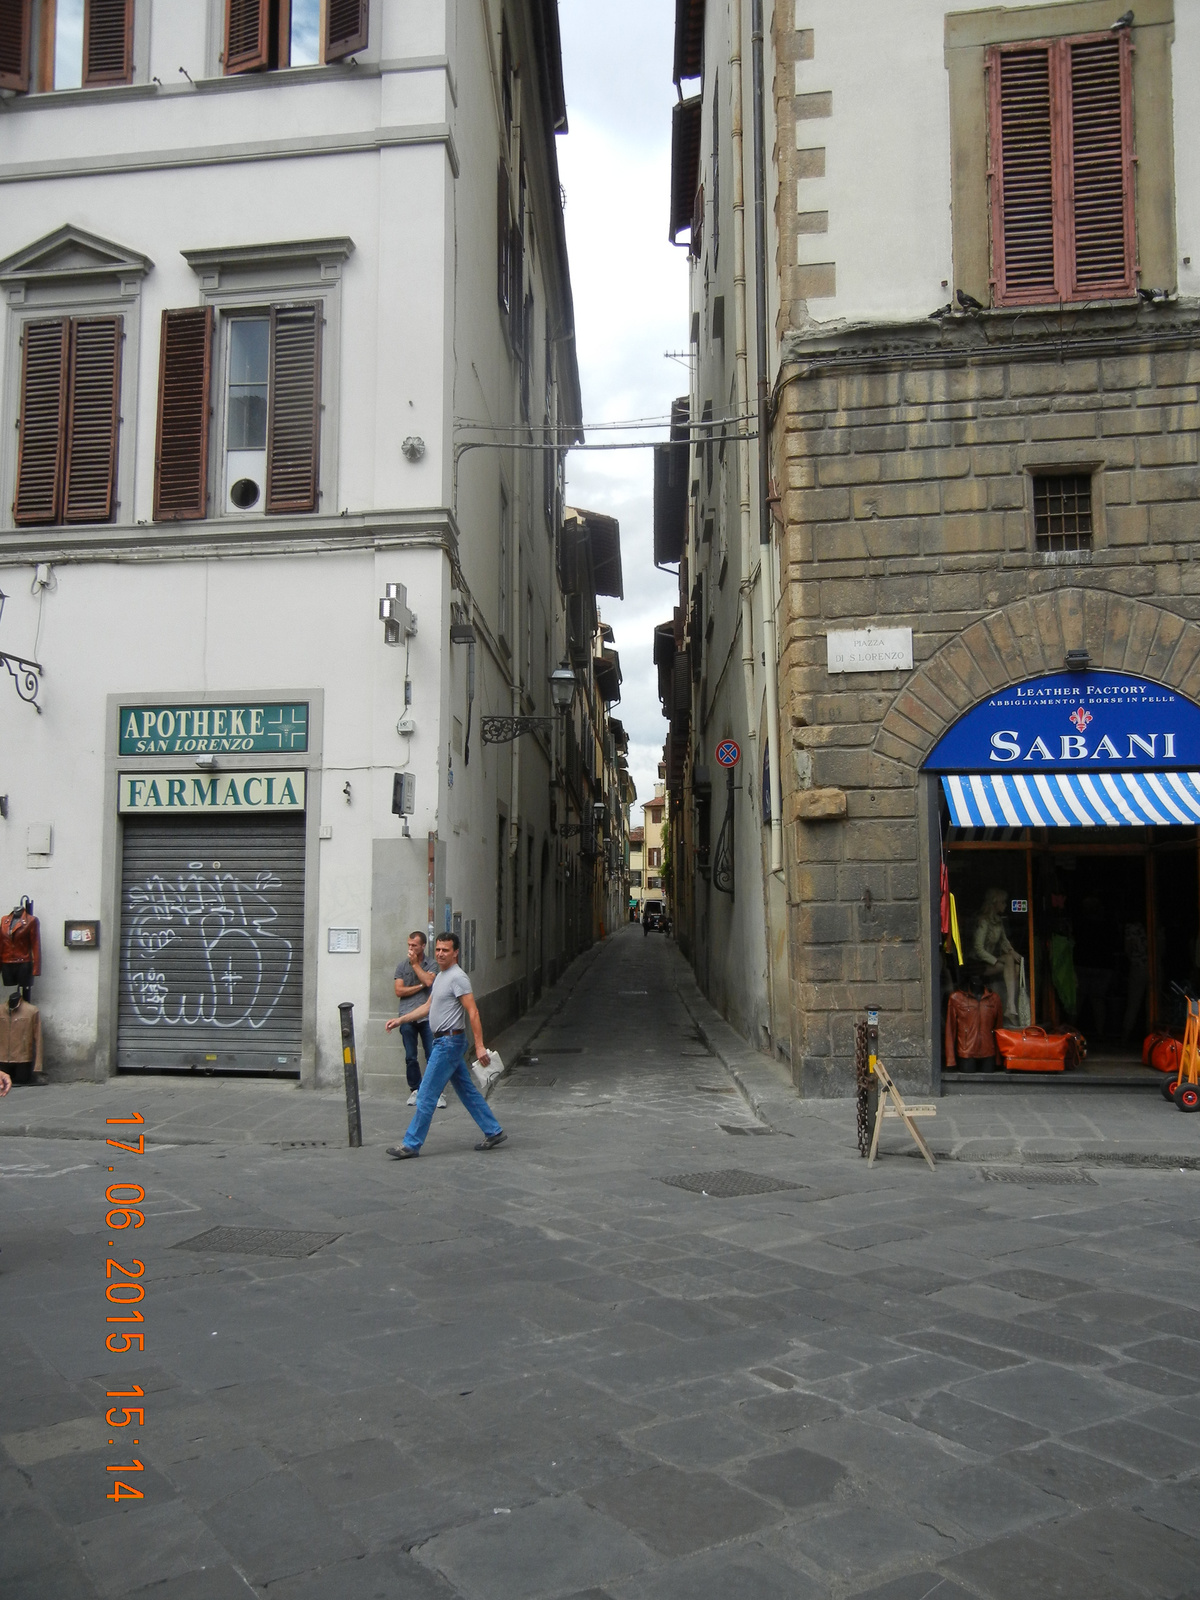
[0,226,153,287]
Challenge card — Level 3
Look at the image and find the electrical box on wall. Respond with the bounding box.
[392,772,416,815]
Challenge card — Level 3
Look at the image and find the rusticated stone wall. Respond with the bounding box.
[775,312,1200,1096]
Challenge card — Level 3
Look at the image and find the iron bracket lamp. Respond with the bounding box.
[481,663,578,743]
[0,592,42,712]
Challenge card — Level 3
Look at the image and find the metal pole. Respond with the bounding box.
[337,1003,363,1149]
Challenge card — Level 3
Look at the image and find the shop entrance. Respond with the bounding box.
[943,829,1200,1083]
[117,816,305,1074]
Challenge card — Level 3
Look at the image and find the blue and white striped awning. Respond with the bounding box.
[942,771,1200,828]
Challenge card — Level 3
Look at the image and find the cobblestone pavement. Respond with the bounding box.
[2,924,1199,1599]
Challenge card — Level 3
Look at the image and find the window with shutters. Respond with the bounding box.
[151,301,324,521]
[988,32,1136,306]
[0,0,134,93]
[223,0,367,75]
[13,315,122,526]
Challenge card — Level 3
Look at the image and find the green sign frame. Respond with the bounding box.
[119,702,308,755]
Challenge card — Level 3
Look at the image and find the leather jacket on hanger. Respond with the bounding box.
[0,998,42,1073]
[945,988,1004,1067]
[0,908,41,976]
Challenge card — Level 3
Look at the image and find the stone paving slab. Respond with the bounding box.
[2,925,1199,1598]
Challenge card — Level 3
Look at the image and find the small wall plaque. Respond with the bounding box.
[327,927,361,954]
[826,627,913,675]
[65,921,99,949]
[1011,899,1028,914]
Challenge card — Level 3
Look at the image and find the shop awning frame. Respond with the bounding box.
[941,771,1200,828]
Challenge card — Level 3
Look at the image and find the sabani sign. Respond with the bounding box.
[119,772,306,814]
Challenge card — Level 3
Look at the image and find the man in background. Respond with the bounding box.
[394,931,444,1109]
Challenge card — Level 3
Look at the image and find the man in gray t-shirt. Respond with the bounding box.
[384,932,506,1158]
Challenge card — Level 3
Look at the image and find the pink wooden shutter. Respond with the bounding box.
[1063,32,1136,299]
[988,44,1058,306]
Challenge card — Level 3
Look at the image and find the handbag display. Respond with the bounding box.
[994,1025,1086,1073]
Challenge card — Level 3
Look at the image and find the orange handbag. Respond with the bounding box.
[1147,1035,1183,1075]
[994,1026,1086,1073]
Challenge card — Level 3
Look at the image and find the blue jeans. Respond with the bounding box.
[402,1033,502,1151]
[400,1019,434,1092]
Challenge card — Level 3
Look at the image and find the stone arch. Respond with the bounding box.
[874,588,1200,774]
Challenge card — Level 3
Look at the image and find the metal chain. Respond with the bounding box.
[855,1019,870,1157]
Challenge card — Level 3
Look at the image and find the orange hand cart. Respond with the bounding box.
[1164,992,1200,1113]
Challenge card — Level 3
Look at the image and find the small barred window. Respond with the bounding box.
[1034,473,1093,552]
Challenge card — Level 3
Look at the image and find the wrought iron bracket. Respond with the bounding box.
[0,650,42,712]
[481,715,556,744]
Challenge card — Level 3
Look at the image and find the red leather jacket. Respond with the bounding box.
[0,910,41,975]
[945,988,1003,1065]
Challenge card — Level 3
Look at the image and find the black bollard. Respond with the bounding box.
[338,1003,363,1148]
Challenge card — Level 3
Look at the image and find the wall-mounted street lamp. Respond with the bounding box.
[0,591,42,712]
[482,663,579,743]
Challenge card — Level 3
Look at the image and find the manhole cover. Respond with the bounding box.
[174,1226,342,1257]
[980,1167,1096,1186]
[661,1169,804,1197]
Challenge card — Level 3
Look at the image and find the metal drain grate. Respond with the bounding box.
[277,1141,329,1149]
[980,1167,1096,1186]
[661,1168,804,1197]
[174,1226,343,1257]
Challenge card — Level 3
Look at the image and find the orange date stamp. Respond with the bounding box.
[104,1111,146,1503]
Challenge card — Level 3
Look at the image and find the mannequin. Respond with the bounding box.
[0,988,44,1084]
[971,888,1021,1022]
[945,971,1005,1072]
[0,897,40,991]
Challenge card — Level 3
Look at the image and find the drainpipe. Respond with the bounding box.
[751,0,783,874]
[730,0,758,760]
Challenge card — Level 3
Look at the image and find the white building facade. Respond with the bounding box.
[0,0,592,1089]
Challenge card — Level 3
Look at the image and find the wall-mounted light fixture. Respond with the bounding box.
[1064,648,1091,671]
[482,663,579,743]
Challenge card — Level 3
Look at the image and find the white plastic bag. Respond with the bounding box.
[1017,958,1031,1027]
[471,1048,504,1099]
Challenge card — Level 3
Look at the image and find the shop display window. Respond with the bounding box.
[943,827,1200,1078]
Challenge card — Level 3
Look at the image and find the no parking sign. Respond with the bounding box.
[715,740,741,768]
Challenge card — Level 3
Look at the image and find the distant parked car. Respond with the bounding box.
[642,900,663,932]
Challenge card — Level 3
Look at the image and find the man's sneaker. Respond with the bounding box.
[474,1131,507,1151]
[386,1145,419,1160]
[436,1094,448,1109]
[406,1091,418,1106]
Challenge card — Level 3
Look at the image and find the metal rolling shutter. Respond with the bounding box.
[118,816,305,1073]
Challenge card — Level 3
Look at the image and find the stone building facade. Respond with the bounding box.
[778,315,1200,1093]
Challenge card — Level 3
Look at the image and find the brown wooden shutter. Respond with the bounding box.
[1065,32,1135,298]
[63,316,122,523]
[325,0,367,61]
[224,0,269,73]
[266,304,321,514]
[0,0,31,91]
[82,0,132,85]
[153,307,213,522]
[14,320,69,526]
[988,45,1057,306]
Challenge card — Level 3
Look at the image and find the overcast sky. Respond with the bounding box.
[556,1,689,820]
